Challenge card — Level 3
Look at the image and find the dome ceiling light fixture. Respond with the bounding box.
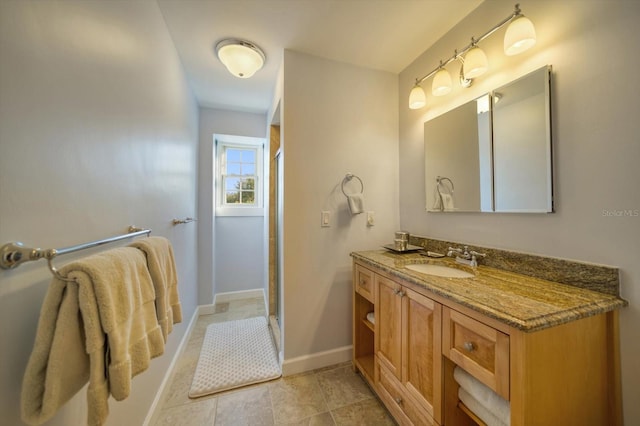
[215,38,266,79]
[408,3,537,110]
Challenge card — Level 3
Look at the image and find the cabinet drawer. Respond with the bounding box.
[355,264,375,302]
[443,307,510,400]
[377,363,435,426]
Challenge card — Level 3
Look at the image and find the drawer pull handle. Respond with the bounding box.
[395,397,403,405]
[463,341,475,352]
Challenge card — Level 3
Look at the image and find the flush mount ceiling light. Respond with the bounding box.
[409,3,537,110]
[215,38,266,79]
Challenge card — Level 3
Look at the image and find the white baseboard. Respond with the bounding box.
[281,345,353,376]
[213,288,264,304]
[197,303,217,315]
[142,306,200,426]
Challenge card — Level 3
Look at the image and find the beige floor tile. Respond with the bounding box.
[330,398,395,426]
[152,398,217,426]
[312,362,352,374]
[153,296,393,426]
[214,302,230,313]
[316,365,373,410]
[276,411,336,425]
[161,355,216,408]
[215,385,274,426]
[269,374,328,423]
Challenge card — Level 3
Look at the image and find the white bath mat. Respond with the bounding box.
[189,316,281,398]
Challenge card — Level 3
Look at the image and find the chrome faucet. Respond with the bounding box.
[447,245,486,267]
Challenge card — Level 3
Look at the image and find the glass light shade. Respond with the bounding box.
[432,68,452,96]
[409,85,426,109]
[463,46,488,79]
[217,41,265,78]
[504,15,537,56]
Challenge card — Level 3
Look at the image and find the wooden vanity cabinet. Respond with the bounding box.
[353,264,375,383]
[375,274,442,425]
[352,258,622,426]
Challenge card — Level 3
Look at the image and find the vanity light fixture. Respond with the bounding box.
[215,38,266,79]
[432,62,453,96]
[462,38,488,79]
[409,3,536,110]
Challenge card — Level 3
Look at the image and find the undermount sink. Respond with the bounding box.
[405,263,474,278]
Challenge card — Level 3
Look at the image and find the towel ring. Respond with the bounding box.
[436,176,454,192]
[341,173,364,197]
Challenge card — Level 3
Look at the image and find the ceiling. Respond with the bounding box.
[157,0,483,114]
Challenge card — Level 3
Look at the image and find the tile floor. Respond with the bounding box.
[151,297,395,426]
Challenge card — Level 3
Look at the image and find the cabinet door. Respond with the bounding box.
[375,275,403,379]
[402,287,442,423]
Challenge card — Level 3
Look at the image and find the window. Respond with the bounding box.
[215,135,264,216]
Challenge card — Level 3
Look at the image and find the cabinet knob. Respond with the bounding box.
[397,290,405,297]
[359,279,365,286]
[463,341,475,352]
[395,397,403,405]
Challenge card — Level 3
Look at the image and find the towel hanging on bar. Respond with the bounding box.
[21,247,166,426]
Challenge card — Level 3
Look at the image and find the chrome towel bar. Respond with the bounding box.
[0,226,151,278]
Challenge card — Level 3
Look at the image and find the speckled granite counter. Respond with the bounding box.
[351,250,627,332]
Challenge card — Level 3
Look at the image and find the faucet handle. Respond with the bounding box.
[469,250,486,258]
[447,247,463,257]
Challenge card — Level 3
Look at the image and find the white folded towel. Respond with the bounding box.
[366,312,375,325]
[454,367,510,425]
[347,193,364,215]
[459,387,508,426]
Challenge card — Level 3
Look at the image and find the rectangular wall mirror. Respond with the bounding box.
[425,65,553,213]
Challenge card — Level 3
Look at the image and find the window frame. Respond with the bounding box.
[215,135,265,217]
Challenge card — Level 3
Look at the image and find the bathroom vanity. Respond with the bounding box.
[352,249,626,426]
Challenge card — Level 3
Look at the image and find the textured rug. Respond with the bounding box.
[189,316,281,398]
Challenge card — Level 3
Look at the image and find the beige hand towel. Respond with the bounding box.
[129,236,182,341]
[21,247,165,426]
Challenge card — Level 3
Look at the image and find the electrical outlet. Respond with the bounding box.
[321,211,331,227]
[367,211,375,226]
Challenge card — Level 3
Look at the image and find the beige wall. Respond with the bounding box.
[399,1,640,422]
[281,50,400,371]
[0,1,198,425]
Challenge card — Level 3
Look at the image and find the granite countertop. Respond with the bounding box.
[351,250,627,332]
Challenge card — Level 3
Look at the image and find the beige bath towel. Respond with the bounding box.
[21,247,165,426]
[130,236,182,341]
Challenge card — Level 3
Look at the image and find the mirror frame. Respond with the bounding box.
[424,65,553,213]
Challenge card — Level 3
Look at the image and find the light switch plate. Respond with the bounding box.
[321,211,331,227]
[367,211,375,226]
